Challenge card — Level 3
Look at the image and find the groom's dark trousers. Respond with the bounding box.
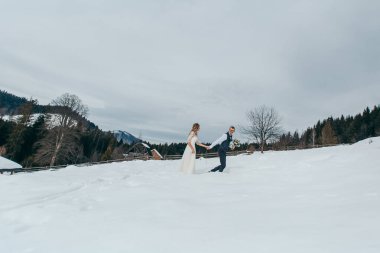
[210,150,226,172]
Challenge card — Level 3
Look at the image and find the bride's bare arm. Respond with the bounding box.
[196,143,208,148]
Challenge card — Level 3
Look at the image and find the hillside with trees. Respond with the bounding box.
[1,90,379,167]
[0,92,121,167]
[274,106,380,149]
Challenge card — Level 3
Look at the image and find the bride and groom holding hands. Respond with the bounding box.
[180,123,236,174]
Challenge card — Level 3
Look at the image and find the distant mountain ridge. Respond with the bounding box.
[112,130,141,145]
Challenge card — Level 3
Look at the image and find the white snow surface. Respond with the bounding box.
[0,156,22,169]
[2,114,74,128]
[1,138,380,253]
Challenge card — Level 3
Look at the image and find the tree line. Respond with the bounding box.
[1,90,379,167]
[273,106,380,149]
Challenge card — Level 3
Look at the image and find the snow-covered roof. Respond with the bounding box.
[141,143,150,149]
[0,156,22,169]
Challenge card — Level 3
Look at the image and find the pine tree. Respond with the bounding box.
[293,131,300,146]
[314,121,322,145]
[5,99,36,162]
[374,106,380,136]
[0,119,14,146]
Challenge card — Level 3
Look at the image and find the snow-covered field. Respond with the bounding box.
[1,138,380,253]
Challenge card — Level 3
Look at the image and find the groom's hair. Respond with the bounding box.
[230,126,235,129]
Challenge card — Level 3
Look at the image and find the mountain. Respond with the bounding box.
[112,130,141,145]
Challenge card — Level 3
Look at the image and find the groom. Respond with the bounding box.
[207,126,235,172]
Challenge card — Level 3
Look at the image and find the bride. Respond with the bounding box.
[180,123,208,174]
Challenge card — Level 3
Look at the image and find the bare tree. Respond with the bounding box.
[34,128,83,166]
[51,93,88,129]
[241,105,283,153]
[35,93,88,166]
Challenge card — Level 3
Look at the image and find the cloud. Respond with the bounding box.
[1,0,379,143]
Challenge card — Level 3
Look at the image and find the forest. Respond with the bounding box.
[1,90,379,167]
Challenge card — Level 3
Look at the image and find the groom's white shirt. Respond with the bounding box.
[209,134,228,149]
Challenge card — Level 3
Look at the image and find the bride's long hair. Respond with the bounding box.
[189,123,200,136]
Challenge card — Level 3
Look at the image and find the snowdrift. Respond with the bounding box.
[0,156,22,169]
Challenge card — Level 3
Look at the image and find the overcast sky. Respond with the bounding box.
[1,0,379,143]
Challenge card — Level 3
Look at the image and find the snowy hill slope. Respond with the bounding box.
[0,138,379,253]
[0,156,22,169]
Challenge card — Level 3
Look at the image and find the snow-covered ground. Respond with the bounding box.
[1,114,44,125]
[0,156,22,169]
[1,138,379,253]
[1,113,74,128]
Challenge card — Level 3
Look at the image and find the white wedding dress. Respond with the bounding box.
[180,131,200,174]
